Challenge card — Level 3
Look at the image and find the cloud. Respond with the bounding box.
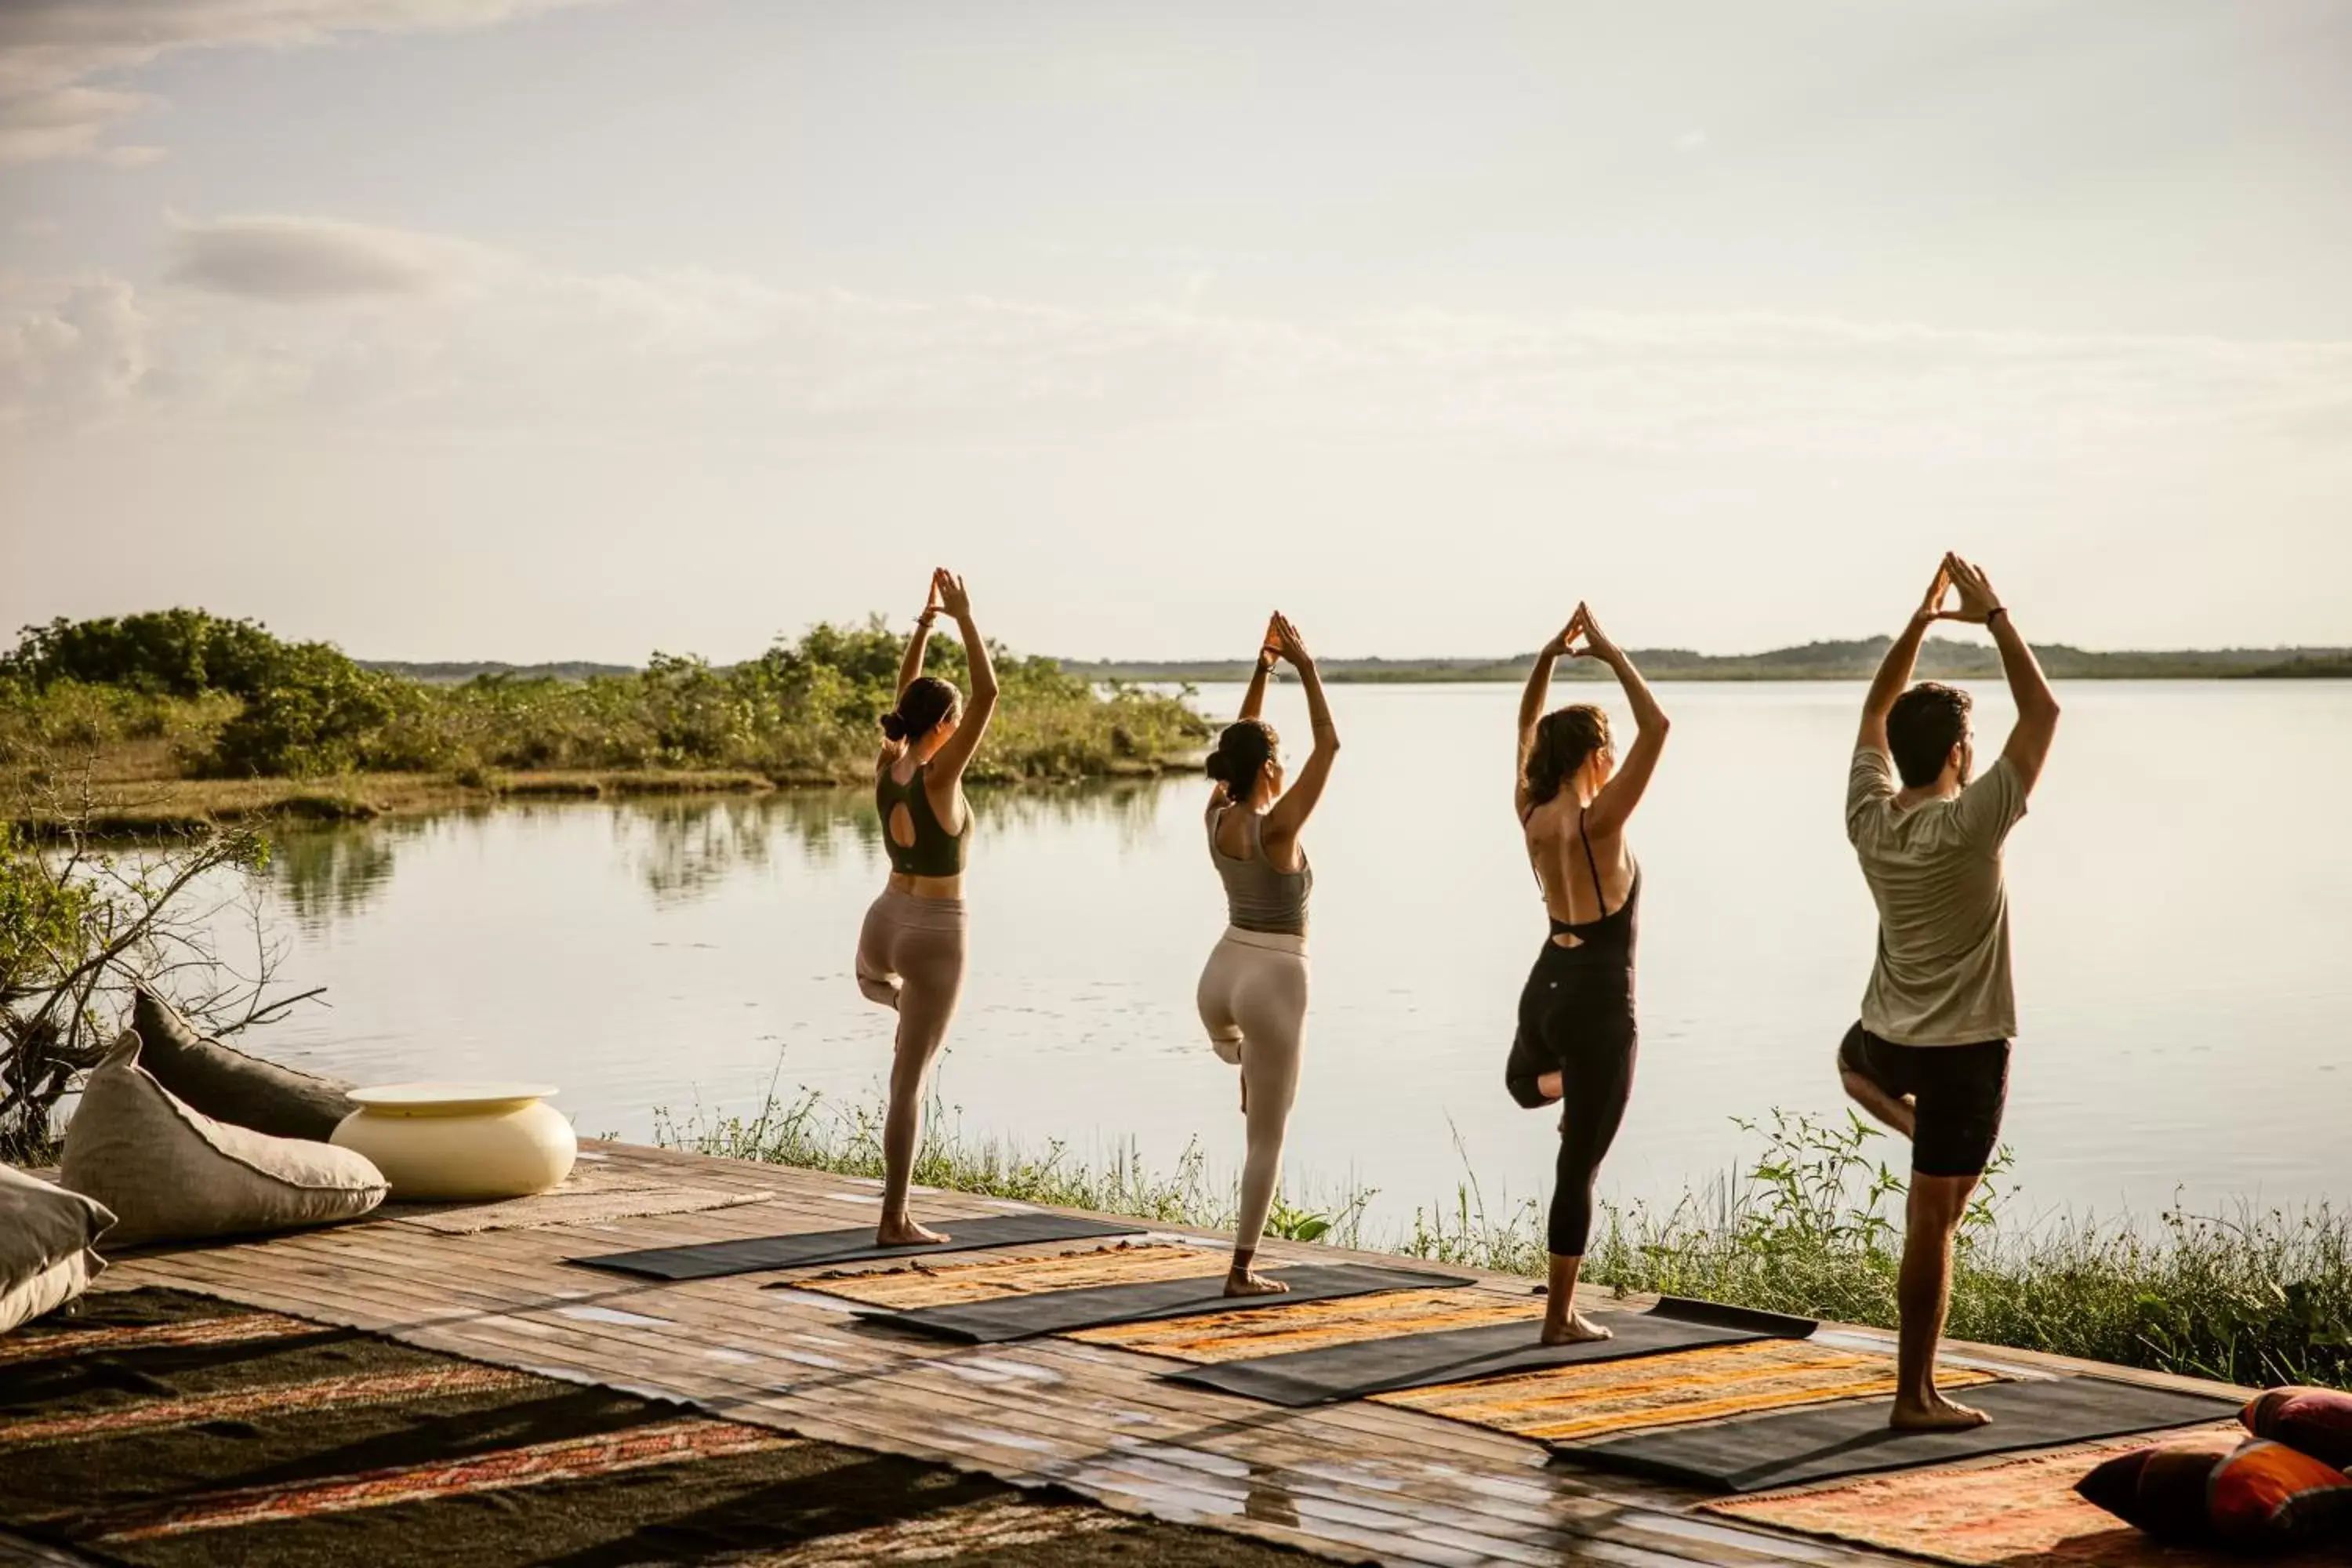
[0,0,604,165]
[9,212,2351,460]
[0,85,158,165]
[0,280,149,422]
[168,214,493,300]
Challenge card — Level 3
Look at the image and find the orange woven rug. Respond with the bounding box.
[1704,1421,2347,1567]
[1072,1286,1541,1361]
[799,1242,1229,1308]
[1371,1338,2002,1442]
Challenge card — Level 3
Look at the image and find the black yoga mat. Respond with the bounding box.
[1552,1374,2241,1494]
[570,1211,1145,1281]
[1165,1297,1816,1408]
[855,1262,1472,1344]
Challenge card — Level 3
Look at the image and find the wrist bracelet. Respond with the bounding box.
[1987,606,2009,625]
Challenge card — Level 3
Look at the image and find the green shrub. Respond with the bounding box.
[5,610,307,699]
[5,610,1208,785]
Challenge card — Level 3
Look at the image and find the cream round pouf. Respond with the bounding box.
[330,1082,575,1201]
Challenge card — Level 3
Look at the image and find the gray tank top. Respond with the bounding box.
[1209,803,1311,935]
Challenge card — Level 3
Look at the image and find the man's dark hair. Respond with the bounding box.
[1886,682,1973,788]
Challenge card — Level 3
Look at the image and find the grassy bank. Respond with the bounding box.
[659,1091,2350,1392]
[2,611,1209,830]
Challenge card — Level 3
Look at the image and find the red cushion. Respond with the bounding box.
[2077,1437,2352,1550]
[2243,1385,2352,1471]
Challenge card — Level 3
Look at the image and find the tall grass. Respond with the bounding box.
[656,1087,1370,1247]
[659,1089,2350,1391]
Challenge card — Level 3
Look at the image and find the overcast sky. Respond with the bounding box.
[2,1,2347,662]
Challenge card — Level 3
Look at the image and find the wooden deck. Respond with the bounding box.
[60,1140,2243,1568]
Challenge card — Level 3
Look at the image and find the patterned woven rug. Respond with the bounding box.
[0,1288,1313,1566]
[803,1242,1232,1308]
[1707,1421,2343,1566]
[1073,1286,1542,1361]
[1370,1338,2003,1443]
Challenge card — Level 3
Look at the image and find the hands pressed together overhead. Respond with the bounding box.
[1254,611,1313,671]
[1913,554,2003,627]
[1544,602,1623,665]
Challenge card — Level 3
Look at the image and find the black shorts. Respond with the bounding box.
[1838,1023,2009,1178]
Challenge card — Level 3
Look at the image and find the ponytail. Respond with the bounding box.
[1525,705,1610,807]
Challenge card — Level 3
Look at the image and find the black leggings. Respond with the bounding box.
[1507,942,1638,1257]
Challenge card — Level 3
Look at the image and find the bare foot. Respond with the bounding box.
[1541,1311,1614,1345]
[1889,1392,1991,1432]
[876,1218,949,1247]
[857,966,902,1011]
[1224,1270,1290,1298]
[1840,1069,1918,1140]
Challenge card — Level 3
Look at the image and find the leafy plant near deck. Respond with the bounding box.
[0,753,303,1161]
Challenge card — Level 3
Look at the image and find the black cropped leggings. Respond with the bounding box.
[1508,943,1639,1257]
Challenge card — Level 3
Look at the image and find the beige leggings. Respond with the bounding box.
[1196,926,1309,1262]
[856,890,967,1218]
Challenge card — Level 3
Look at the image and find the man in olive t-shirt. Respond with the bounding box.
[1839,555,2060,1433]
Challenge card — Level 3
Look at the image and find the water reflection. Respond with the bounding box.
[619,797,786,904]
[600,780,1200,906]
[267,776,1192,921]
[270,815,432,931]
[224,681,2352,1225]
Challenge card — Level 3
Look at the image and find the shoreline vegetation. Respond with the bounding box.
[659,1089,2352,1395]
[1,610,1209,833]
[1062,639,2352,684]
[9,611,2344,835]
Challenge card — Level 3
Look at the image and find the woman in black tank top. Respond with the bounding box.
[1508,604,1670,1346]
[854,569,998,1249]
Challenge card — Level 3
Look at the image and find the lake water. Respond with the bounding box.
[216,681,2351,1236]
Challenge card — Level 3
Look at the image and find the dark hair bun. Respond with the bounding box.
[881,676,960,747]
[1207,720,1276,800]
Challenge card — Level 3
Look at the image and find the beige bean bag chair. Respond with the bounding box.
[1,1162,115,1333]
[61,1031,387,1247]
[132,986,355,1141]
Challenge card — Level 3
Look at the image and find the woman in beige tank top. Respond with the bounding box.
[1196,614,1339,1296]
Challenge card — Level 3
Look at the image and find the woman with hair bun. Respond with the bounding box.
[857,568,997,1246]
[1509,602,1668,1343]
[1196,612,1339,1296]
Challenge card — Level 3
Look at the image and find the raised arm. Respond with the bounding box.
[1261,614,1339,848]
[1946,555,2060,794]
[1236,615,1279,724]
[1513,615,1578,817]
[895,578,942,698]
[924,571,998,786]
[1577,606,1671,837]
[1858,560,1955,753]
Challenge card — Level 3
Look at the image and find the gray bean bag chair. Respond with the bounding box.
[132,986,354,1141]
[2,1161,116,1333]
[60,1031,386,1247]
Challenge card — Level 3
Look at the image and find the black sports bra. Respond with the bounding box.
[1526,805,1640,956]
[877,763,968,877]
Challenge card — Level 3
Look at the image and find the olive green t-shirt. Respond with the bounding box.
[1846,746,2028,1046]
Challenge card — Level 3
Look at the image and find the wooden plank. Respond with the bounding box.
[80,1138,2137,1568]
[0,1533,98,1568]
[109,1222,1893,1566]
[125,1215,1898,1568]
